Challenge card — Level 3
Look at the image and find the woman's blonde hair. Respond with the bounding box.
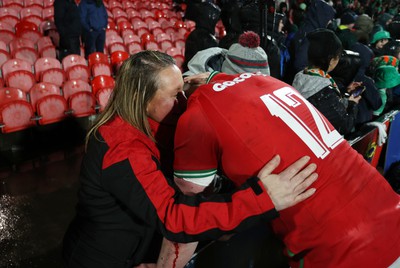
[86,51,176,146]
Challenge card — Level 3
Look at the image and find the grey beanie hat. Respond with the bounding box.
[221,31,270,75]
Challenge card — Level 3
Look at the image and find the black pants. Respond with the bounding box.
[59,36,81,61]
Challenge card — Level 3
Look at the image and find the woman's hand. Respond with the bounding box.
[258,155,318,211]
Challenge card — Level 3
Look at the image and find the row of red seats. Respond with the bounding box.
[0,75,115,133]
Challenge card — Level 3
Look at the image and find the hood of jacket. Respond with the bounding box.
[303,0,336,30]
[292,71,332,99]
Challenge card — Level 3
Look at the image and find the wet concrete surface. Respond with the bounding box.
[0,151,82,268]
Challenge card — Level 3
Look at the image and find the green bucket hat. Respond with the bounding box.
[374,65,400,88]
[370,30,391,44]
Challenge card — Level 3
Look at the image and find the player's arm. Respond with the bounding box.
[157,155,318,268]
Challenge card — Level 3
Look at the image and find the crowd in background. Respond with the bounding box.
[173,0,400,140]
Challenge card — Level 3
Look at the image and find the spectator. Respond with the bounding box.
[384,40,400,60]
[284,0,336,84]
[373,65,400,116]
[54,0,82,60]
[218,0,243,49]
[370,30,391,57]
[353,14,374,45]
[388,14,400,40]
[79,0,108,58]
[184,31,270,77]
[182,1,221,72]
[62,50,317,268]
[335,11,357,49]
[158,69,400,267]
[330,50,382,129]
[292,28,361,135]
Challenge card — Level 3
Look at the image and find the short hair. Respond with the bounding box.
[307,28,343,72]
[86,51,176,145]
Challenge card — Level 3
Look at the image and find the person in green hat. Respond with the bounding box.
[373,65,400,116]
[370,30,391,56]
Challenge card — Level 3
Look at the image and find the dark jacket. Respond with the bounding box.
[54,0,82,38]
[292,71,358,135]
[183,2,220,71]
[62,116,278,267]
[79,0,108,32]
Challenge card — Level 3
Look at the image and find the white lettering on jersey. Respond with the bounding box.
[260,87,344,159]
[213,72,267,92]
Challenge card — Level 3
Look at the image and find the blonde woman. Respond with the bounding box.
[62,51,317,268]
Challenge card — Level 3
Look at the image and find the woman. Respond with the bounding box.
[62,51,317,268]
[292,28,361,135]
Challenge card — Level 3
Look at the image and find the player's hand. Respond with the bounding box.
[258,155,317,211]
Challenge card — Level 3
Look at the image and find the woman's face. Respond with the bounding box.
[146,65,184,124]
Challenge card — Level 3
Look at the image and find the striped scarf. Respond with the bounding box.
[304,68,340,93]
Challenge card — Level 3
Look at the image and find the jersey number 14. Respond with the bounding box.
[260,87,344,159]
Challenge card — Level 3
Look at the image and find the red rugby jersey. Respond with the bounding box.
[174,72,400,267]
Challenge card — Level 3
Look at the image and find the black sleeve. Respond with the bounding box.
[309,86,358,135]
[100,141,278,243]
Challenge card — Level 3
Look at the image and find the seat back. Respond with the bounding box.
[62,54,87,72]
[29,82,67,125]
[0,30,16,44]
[13,47,39,65]
[18,29,42,43]
[9,37,36,55]
[15,21,38,36]
[62,79,92,100]
[88,52,109,70]
[91,75,115,96]
[2,58,33,80]
[0,87,35,133]
[66,64,90,82]
[0,50,11,69]
[6,70,36,93]
[34,56,61,81]
[110,51,129,73]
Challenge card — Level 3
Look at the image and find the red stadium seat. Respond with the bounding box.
[0,30,15,44]
[62,79,96,117]
[0,7,19,18]
[0,87,35,133]
[0,15,19,28]
[18,29,42,43]
[35,57,65,87]
[43,0,54,8]
[91,62,112,77]
[105,34,123,48]
[62,54,87,72]
[2,58,33,81]
[117,20,133,35]
[127,42,143,55]
[13,47,39,65]
[145,40,160,51]
[5,70,36,93]
[41,6,54,21]
[108,42,127,54]
[0,50,12,69]
[88,52,109,70]
[9,37,36,55]
[29,82,68,125]
[123,34,140,45]
[0,21,14,32]
[15,21,38,36]
[20,6,42,19]
[23,15,44,28]
[110,51,129,73]
[159,40,173,53]
[66,65,90,82]
[24,0,43,8]
[91,75,115,111]
[173,54,185,71]
[37,36,56,58]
